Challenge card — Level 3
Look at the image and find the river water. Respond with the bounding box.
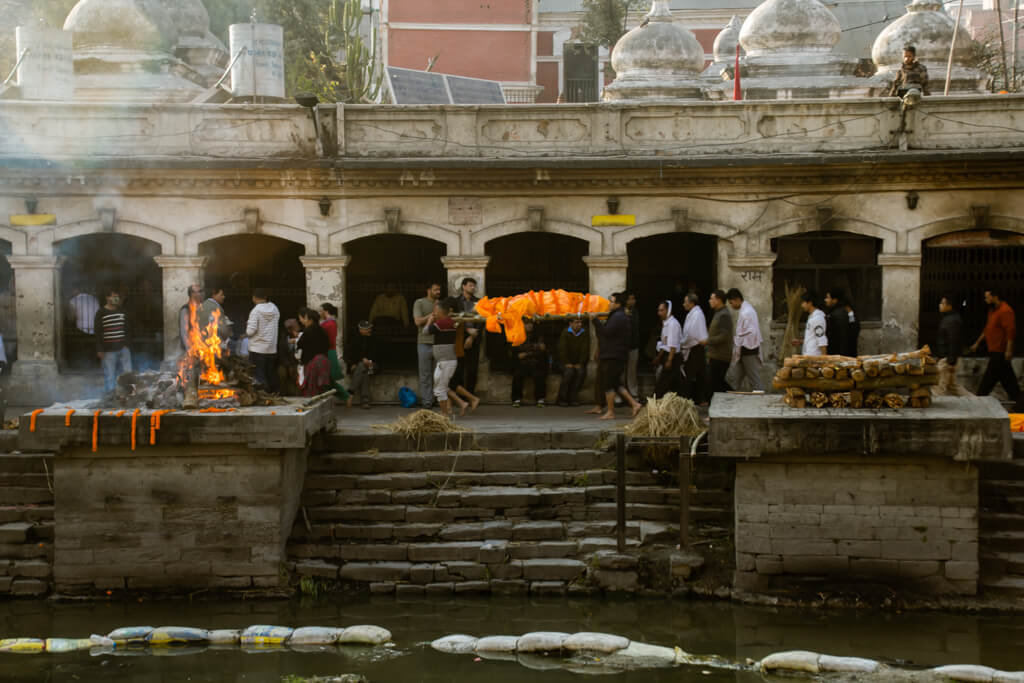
[3,596,1023,682]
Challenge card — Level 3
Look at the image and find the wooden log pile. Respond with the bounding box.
[774,347,938,410]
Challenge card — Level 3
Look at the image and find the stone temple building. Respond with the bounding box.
[0,0,1021,406]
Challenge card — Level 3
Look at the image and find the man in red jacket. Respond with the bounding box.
[970,289,1019,402]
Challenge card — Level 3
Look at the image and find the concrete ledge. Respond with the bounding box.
[19,397,336,452]
[709,394,1011,461]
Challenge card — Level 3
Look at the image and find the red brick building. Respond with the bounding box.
[379,0,906,103]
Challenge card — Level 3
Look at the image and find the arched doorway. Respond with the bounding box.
[57,234,163,371]
[919,230,1024,356]
[0,241,14,371]
[345,234,446,370]
[485,232,589,371]
[627,233,718,364]
[199,235,305,348]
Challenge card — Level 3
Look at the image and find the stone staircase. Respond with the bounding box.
[979,434,1024,596]
[287,429,733,595]
[0,448,54,597]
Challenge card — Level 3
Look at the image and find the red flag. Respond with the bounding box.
[733,43,742,101]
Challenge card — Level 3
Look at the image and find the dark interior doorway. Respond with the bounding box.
[345,234,446,371]
[0,241,14,370]
[627,233,718,364]
[199,234,305,348]
[485,232,589,372]
[57,234,163,371]
[920,230,1024,357]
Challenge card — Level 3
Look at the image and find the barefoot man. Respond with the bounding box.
[592,292,642,420]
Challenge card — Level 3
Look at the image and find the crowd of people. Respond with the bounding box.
[76,277,1020,413]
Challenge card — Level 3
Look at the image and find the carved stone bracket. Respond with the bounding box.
[528,206,544,231]
[970,204,990,229]
[384,207,401,233]
[98,208,116,232]
[244,208,260,234]
[672,208,688,231]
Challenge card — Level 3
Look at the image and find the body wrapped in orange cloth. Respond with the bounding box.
[474,290,610,346]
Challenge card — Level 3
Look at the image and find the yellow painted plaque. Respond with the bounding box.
[10,214,56,226]
[591,215,636,227]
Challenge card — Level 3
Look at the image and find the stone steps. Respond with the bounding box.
[978,575,1024,597]
[0,453,55,597]
[980,551,1024,576]
[980,512,1024,532]
[290,443,731,593]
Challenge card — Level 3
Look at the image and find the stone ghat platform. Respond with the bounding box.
[710,395,1013,596]
[13,398,336,595]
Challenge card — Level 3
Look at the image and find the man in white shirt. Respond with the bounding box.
[797,290,829,356]
[727,288,764,392]
[246,288,281,392]
[680,293,709,404]
[653,300,683,398]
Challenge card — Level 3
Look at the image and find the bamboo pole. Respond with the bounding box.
[997,0,1011,91]
[945,0,965,96]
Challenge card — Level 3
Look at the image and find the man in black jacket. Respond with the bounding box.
[592,293,642,420]
[511,320,548,407]
[934,295,966,396]
[347,320,378,408]
[824,289,851,356]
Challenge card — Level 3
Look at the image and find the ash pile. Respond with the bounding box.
[98,354,284,411]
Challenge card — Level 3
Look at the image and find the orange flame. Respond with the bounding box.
[178,303,236,398]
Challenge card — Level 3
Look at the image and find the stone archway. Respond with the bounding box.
[484,232,589,372]
[626,232,719,363]
[344,233,448,370]
[55,233,164,371]
[0,239,14,369]
[198,234,306,346]
[918,229,1024,355]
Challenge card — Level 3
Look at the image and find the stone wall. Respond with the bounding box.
[734,456,979,595]
[54,444,307,594]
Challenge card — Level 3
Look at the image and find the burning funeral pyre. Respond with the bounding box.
[98,303,283,411]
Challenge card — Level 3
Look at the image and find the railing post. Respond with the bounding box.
[616,432,626,553]
[679,437,691,549]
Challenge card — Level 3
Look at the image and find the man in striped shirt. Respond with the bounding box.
[95,288,132,394]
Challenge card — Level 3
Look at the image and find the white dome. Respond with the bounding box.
[64,0,177,52]
[713,15,744,63]
[872,0,973,70]
[610,0,704,78]
[739,0,840,56]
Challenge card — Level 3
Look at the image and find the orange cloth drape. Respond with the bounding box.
[474,289,610,346]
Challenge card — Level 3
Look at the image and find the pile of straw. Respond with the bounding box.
[623,393,704,438]
[373,409,473,449]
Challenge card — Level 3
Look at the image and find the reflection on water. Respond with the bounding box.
[2,596,1023,682]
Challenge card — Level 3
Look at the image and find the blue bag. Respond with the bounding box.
[398,386,418,408]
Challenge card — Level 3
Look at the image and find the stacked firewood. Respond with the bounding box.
[773,347,938,409]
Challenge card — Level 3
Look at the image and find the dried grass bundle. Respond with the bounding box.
[623,393,704,438]
[780,281,806,361]
[373,409,473,450]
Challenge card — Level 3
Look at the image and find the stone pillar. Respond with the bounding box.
[300,255,349,351]
[442,255,492,396]
[441,255,490,297]
[6,256,62,387]
[154,256,207,362]
[583,255,628,296]
[725,255,775,358]
[878,253,921,352]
